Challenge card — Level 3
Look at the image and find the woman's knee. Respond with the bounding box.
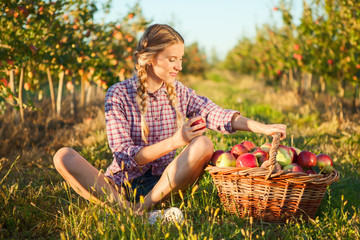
[53,147,78,172]
[190,135,214,159]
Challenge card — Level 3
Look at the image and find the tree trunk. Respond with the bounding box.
[85,83,93,106]
[18,67,25,123]
[352,83,358,114]
[9,69,16,97]
[319,75,326,93]
[47,67,56,117]
[9,69,18,122]
[56,71,65,118]
[80,75,86,108]
[70,76,76,117]
[289,68,294,90]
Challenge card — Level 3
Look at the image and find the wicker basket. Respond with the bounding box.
[206,133,340,224]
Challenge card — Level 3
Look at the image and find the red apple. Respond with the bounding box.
[305,169,316,175]
[190,117,206,131]
[240,141,256,151]
[260,143,271,153]
[289,147,301,162]
[231,144,248,158]
[283,163,304,173]
[236,153,258,168]
[216,152,236,167]
[276,145,293,167]
[316,154,334,173]
[210,150,224,166]
[297,151,317,168]
[252,149,269,165]
[250,146,261,153]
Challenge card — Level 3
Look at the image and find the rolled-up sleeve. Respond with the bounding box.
[182,86,239,134]
[105,86,143,173]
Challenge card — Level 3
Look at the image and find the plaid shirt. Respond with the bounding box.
[104,76,239,186]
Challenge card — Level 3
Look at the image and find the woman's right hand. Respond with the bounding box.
[173,116,207,147]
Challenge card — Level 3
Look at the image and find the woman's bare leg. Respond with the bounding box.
[53,147,129,208]
[137,135,214,210]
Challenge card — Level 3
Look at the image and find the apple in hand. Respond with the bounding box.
[210,150,225,166]
[236,153,258,168]
[283,163,304,173]
[276,145,293,167]
[190,117,206,131]
[231,144,248,158]
[297,151,317,168]
[252,149,269,165]
[241,141,256,151]
[216,152,236,167]
[316,154,334,173]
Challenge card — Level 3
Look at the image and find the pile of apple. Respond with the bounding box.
[210,140,335,175]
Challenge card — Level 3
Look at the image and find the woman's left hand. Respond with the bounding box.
[262,124,287,140]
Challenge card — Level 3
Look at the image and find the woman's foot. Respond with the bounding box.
[148,207,184,225]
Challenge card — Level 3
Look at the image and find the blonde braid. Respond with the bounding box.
[136,64,150,144]
[166,83,184,129]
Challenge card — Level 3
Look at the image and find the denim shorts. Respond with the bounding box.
[123,169,161,202]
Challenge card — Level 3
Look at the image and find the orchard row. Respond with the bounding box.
[224,0,360,108]
[0,0,207,121]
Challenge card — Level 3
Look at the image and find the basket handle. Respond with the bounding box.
[265,132,281,180]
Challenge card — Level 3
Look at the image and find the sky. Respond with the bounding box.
[96,0,303,60]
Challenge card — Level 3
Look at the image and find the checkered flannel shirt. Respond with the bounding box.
[104,76,239,186]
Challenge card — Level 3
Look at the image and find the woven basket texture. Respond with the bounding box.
[206,133,339,223]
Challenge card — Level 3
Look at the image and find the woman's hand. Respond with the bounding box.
[231,114,287,140]
[173,116,207,147]
[261,124,287,140]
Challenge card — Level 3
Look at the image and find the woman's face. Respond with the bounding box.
[149,43,184,84]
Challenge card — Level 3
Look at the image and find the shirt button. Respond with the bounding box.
[155,137,159,140]
[154,117,158,121]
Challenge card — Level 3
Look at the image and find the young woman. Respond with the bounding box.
[53,24,286,224]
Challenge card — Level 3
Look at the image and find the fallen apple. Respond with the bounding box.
[283,163,304,173]
[241,141,256,151]
[276,145,293,167]
[316,154,334,173]
[236,153,258,168]
[231,144,248,158]
[297,151,317,168]
[210,150,225,166]
[216,152,236,167]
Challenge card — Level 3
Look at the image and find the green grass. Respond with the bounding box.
[1,73,359,239]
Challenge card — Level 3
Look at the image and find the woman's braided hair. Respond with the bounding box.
[134,24,184,143]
